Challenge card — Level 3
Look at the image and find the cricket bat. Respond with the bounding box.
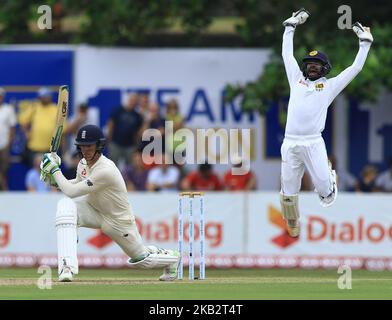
[50,85,69,154]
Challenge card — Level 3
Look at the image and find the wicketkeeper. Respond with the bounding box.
[40,124,179,282]
[280,9,372,237]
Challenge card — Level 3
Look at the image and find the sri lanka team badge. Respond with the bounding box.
[315,83,324,91]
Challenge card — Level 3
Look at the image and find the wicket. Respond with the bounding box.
[178,192,205,280]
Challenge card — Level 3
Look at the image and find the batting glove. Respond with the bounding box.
[283,8,310,27]
[49,174,59,188]
[40,153,61,176]
[352,22,373,43]
[41,172,59,188]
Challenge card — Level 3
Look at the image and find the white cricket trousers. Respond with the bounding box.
[280,134,334,197]
[75,198,147,258]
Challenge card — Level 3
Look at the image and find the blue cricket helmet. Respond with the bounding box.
[301,50,332,78]
[75,124,106,153]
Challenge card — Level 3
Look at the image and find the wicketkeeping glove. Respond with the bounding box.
[352,22,373,43]
[283,8,310,27]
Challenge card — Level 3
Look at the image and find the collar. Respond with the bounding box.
[88,154,103,170]
[304,76,326,83]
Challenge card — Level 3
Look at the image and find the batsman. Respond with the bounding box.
[280,9,373,237]
[40,124,179,282]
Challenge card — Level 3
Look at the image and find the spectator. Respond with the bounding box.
[375,159,392,192]
[67,103,98,139]
[107,93,144,168]
[329,155,357,191]
[0,88,17,190]
[301,155,357,192]
[67,103,90,135]
[181,164,222,191]
[137,92,150,117]
[355,165,378,192]
[122,151,149,191]
[62,151,80,180]
[64,102,99,160]
[19,87,63,167]
[165,99,185,157]
[146,153,180,192]
[140,102,165,152]
[25,154,54,192]
[223,156,256,191]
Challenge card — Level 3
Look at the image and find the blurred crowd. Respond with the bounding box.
[0,87,391,194]
[0,87,257,193]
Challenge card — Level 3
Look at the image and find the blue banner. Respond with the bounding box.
[0,50,73,190]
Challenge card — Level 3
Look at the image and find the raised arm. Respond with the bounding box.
[328,22,373,100]
[282,27,302,86]
[282,9,310,86]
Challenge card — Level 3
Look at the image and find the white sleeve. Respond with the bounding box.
[8,105,17,127]
[147,169,158,184]
[53,168,112,198]
[166,167,180,184]
[375,173,384,188]
[328,42,371,100]
[69,178,80,184]
[282,26,302,86]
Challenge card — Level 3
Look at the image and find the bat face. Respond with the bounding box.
[50,85,69,153]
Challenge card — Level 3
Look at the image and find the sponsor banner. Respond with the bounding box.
[1,192,392,269]
[248,192,392,256]
[1,254,392,271]
[0,192,244,255]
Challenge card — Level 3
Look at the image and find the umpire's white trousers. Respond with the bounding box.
[280,134,334,197]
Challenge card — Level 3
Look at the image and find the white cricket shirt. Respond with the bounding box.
[282,26,371,136]
[54,155,134,222]
[0,104,17,149]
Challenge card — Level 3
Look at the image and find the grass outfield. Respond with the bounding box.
[0,268,391,300]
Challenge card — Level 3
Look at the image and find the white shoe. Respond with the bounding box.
[159,250,180,281]
[59,266,73,282]
[319,162,338,207]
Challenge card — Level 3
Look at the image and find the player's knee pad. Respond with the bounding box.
[280,192,300,220]
[56,197,77,227]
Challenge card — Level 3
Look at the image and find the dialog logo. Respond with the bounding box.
[268,206,299,248]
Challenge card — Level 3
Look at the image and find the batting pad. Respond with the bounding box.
[128,252,179,269]
[56,197,78,275]
[280,193,300,220]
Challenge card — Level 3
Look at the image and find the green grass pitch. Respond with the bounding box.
[0,268,391,300]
